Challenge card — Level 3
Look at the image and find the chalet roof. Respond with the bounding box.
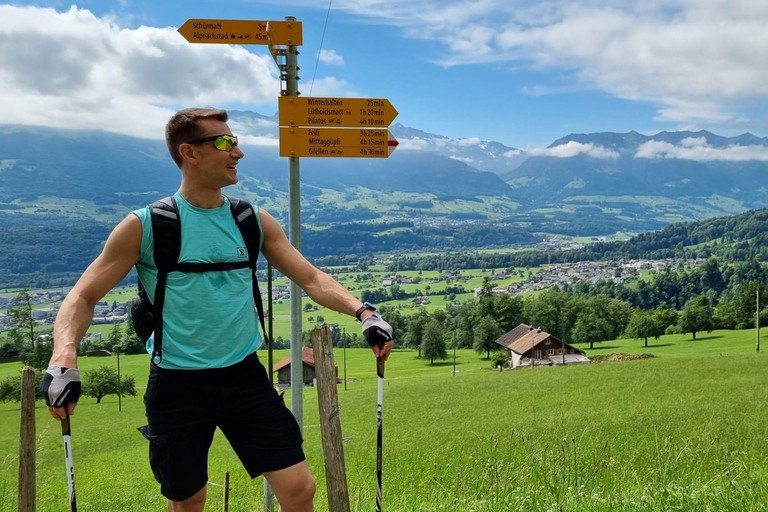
[495,324,534,350]
[495,323,586,355]
[272,346,339,373]
[508,329,559,354]
[272,347,315,372]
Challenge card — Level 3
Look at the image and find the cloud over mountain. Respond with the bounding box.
[529,141,619,159]
[635,137,768,161]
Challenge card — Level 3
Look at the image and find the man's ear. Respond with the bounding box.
[178,143,198,165]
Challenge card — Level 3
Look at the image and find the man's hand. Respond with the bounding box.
[362,312,394,360]
[41,366,81,420]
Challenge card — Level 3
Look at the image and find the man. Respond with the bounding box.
[42,108,394,512]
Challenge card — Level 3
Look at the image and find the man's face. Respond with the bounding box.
[185,119,244,187]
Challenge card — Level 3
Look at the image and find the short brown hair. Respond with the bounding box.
[165,108,229,168]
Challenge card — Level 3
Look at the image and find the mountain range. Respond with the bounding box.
[3,111,768,285]
[2,112,768,234]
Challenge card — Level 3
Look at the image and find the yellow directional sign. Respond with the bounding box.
[280,127,399,158]
[279,97,398,128]
[178,19,302,46]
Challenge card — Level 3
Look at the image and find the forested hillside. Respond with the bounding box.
[386,208,768,272]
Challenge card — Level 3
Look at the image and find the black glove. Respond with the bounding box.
[362,312,393,348]
[41,366,81,408]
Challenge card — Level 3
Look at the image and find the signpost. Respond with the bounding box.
[278,97,398,127]
[177,19,302,45]
[279,127,398,157]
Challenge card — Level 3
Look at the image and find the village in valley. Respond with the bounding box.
[0,256,704,338]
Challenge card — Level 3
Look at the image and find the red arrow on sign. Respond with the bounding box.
[388,133,399,156]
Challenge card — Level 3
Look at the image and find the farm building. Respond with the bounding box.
[495,324,590,368]
[272,346,337,390]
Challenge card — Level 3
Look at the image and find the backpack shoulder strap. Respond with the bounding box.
[149,196,181,272]
[227,196,261,265]
[148,196,180,363]
[225,195,268,342]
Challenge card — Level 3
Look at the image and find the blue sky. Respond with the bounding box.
[3,0,768,149]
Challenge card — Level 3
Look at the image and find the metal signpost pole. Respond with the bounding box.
[284,16,303,431]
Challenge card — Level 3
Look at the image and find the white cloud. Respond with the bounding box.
[397,138,430,151]
[528,141,619,159]
[0,5,280,138]
[305,76,360,97]
[635,138,768,161]
[503,149,522,157]
[456,137,482,146]
[313,0,768,126]
[449,155,473,163]
[240,135,280,147]
[319,49,345,65]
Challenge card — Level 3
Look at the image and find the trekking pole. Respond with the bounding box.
[376,353,385,512]
[61,412,77,511]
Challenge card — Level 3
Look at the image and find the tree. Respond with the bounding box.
[0,371,44,402]
[491,294,524,333]
[729,281,767,329]
[570,312,612,349]
[679,295,714,340]
[107,320,123,351]
[82,366,137,404]
[405,310,429,356]
[653,304,679,332]
[118,314,146,354]
[381,307,406,348]
[8,288,35,348]
[492,350,508,369]
[524,290,574,341]
[454,301,479,349]
[420,318,447,365]
[473,315,502,359]
[20,337,53,371]
[478,277,494,299]
[0,329,25,358]
[626,309,662,347]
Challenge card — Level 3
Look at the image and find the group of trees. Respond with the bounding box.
[0,291,138,404]
[370,261,767,365]
[0,289,53,369]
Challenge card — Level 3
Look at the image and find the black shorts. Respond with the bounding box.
[138,353,305,502]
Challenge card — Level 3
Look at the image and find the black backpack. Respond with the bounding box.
[129,195,267,363]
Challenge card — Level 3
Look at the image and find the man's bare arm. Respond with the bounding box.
[50,215,143,368]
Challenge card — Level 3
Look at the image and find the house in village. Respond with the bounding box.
[495,324,590,368]
[272,346,337,391]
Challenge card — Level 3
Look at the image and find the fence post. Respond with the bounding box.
[311,324,350,512]
[222,471,229,512]
[18,366,36,512]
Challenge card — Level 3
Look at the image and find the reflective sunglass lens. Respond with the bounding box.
[214,136,237,151]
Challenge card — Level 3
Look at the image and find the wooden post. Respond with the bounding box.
[222,471,229,512]
[311,325,350,512]
[18,366,36,512]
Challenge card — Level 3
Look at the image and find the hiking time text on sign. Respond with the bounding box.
[279,127,399,158]
[279,97,398,128]
[278,97,399,158]
[177,19,302,45]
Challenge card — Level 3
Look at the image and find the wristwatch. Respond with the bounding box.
[355,301,376,322]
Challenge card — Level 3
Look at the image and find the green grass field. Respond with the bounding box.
[1,329,766,511]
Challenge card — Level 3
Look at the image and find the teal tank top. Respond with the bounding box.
[132,192,265,369]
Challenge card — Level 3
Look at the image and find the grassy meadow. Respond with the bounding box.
[0,329,767,511]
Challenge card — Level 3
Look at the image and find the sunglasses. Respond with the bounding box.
[185,134,239,151]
